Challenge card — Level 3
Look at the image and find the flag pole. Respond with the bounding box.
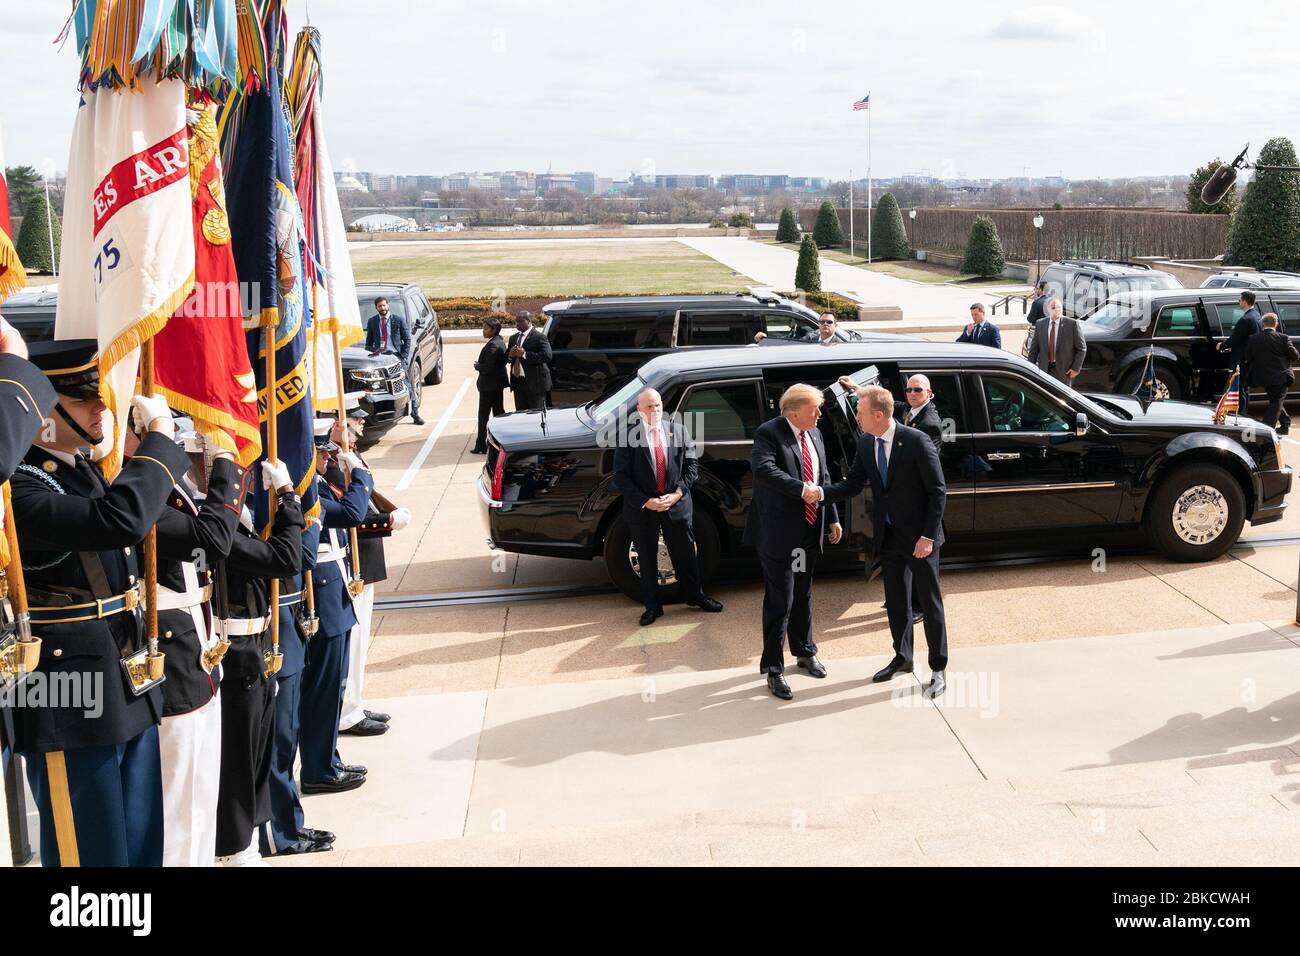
[323,278,364,597]
[867,93,873,265]
[263,322,282,675]
[848,167,854,259]
[139,341,163,681]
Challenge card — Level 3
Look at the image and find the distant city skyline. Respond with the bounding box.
[3,1,1297,182]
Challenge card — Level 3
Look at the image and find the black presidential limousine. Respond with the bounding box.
[478,342,1292,600]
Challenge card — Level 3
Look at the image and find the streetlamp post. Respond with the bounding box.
[1032,212,1044,285]
[909,208,918,259]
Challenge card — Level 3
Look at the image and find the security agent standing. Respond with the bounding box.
[611,388,724,627]
[329,402,408,738]
[1245,311,1299,434]
[149,422,248,867]
[1027,296,1086,386]
[10,339,191,866]
[471,314,509,454]
[365,295,424,426]
[214,455,305,865]
[299,424,373,794]
[956,302,1002,349]
[507,310,553,411]
[1220,290,1264,409]
[820,384,949,699]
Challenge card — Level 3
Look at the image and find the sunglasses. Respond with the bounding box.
[905,387,927,394]
[818,320,836,326]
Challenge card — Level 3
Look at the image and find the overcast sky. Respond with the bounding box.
[3,0,1298,181]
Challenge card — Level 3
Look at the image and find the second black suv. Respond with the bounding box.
[543,291,887,406]
[1040,260,1181,319]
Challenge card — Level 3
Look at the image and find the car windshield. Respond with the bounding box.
[358,294,406,321]
[589,375,647,421]
[1085,293,1154,334]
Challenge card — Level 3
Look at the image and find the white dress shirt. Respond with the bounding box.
[875,418,897,467]
[904,400,930,426]
[788,419,820,480]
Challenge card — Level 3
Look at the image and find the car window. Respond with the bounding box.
[901,371,964,434]
[982,376,1070,433]
[590,375,646,419]
[684,312,763,346]
[763,313,812,338]
[549,315,665,350]
[1155,306,1199,337]
[359,295,405,321]
[679,382,762,442]
[1068,274,1093,316]
[1212,304,1244,338]
[1272,301,1300,336]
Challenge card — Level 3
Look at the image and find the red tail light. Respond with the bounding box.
[491,449,505,500]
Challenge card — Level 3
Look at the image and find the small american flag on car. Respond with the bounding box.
[1214,367,1241,423]
[853,94,870,111]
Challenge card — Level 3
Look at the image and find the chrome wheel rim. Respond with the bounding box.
[1153,377,1171,400]
[1171,484,1228,546]
[629,532,695,587]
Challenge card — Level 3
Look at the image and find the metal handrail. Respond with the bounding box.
[991,292,1032,316]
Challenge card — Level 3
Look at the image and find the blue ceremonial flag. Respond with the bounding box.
[219,5,319,529]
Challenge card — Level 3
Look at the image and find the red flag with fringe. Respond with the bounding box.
[0,122,26,302]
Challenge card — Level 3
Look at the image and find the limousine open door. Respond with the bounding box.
[822,366,880,563]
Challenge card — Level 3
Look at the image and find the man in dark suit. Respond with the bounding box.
[821,384,949,698]
[507,310,552,411]
[1026,281,1049,325]
[744,383,842,700]
[1027,296,1086,386]
[956,302,1002,349]
[1220,290,1264,410]
[365,296,423,426]
[472,315,508,454]
[1246,311,1299,433]
[612,388,723,625]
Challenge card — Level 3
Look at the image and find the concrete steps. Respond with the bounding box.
[279,744,1300,866]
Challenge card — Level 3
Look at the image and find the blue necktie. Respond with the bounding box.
[876,436,889,487]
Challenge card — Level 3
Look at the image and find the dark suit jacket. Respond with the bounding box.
[612,418,697,525]
[475,334,509,392]
[956,319,1002,349]
[1224,306,1263,371]
[1245,327,1299,387]
[325,460,390,583]
[1026,294,1047,325]
[743,417,839,560]
[895,400,944,448]
[507,326,553,393]
[365,312,414,364]
[825,423,946,557]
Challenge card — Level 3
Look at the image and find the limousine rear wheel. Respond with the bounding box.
[1119,362,1182,400]
[1145,463,1245,562]
[603,510,720,602]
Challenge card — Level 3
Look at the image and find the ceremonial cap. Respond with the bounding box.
[27,339,100,400]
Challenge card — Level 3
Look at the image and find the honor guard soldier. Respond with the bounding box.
[330,399,409,739]
[149,419,249,866]
[214,455,304,865]
[10,339,191,867]
[299,421,372,795]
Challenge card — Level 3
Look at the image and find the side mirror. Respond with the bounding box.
[1075,412,1090,437]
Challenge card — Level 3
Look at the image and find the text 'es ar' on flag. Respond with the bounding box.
[55,78,195,475]
[152,96,261,467]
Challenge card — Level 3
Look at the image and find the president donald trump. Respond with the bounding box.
[745,383,842,701]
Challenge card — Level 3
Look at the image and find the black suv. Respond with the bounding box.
[543,291,882,407]
[1039,260,1181,319]
[1075,287,1300,404]
[479,342,1290,600]
[354,281,444,414]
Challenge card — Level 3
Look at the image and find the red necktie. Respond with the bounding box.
[381,318,389,352]
[653,430,667,494]
[801,432,816,525]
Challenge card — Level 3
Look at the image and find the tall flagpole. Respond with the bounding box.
[848,167,854,259]
[867,92,873,265]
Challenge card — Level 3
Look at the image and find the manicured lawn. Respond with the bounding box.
[350,239,754,298]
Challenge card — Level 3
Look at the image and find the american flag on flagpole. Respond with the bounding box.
[853,94,871,111]
[1214,367,1241,423]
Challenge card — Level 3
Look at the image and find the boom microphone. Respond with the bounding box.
[1201,145,1249,207]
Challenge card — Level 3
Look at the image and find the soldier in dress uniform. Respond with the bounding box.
[147,418,249,866]
[330,399,410,739]
[298,421,372,795]
[9,339,190,866]
[213,455,305,865]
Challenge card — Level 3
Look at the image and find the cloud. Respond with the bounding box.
[989,5,1096,42]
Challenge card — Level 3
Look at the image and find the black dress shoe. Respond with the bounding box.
[911,611,925,627]
[300,771,366,794]
[275,839,334,856]
[299,827,335,844]
[338,763,367,776]
[340,716,389,737]
[364,709,391,724]
[767,672,793,701]
[872,657,914,683]
[639,607,664,626]
[469,446,487,454]
[796,655,828,679]
[686,595,724,613]
[411,415,426,426]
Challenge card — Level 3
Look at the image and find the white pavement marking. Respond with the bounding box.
[1282,437,1300,450]
[396,376,472,492]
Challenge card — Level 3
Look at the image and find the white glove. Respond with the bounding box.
[131,394,173,435]
[338,451,366,472]
[262,458,292,491]
[389,507,412,531]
